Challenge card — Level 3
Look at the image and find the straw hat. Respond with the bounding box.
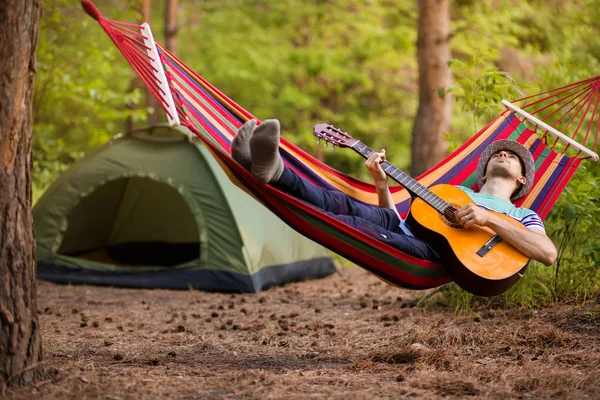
[476,140,535,200]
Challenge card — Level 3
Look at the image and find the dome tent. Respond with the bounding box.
[34,125,335,292]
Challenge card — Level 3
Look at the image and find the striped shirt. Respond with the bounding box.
[456,186,545,233]
[398,186,545,236]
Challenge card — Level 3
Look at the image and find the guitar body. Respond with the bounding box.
[407,184,529,297]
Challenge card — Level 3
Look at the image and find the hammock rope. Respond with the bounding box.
[81,0,599,291]
[512,74,600,156]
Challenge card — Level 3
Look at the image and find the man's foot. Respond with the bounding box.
[231,119,256,171]
[250,119,284,183]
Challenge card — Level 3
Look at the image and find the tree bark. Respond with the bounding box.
[410,0,452,177]
[164,0,179,57]
[142,0,152,26]
[144,0,162,126]
[126,0,163,129]
[0,0,45,387]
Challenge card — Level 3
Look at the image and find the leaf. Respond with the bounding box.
[564,205,578,221]
[438,87,446,100]
[447,59,465,68]
[577,183,594,193]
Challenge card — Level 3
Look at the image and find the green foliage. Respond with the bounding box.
[545,164,600,300]
[180,0,419,177]
[450,52,522,125]
[445,49,523,149]
[32,138,83,204]
[33,0,146,198]
[37,0,600,184]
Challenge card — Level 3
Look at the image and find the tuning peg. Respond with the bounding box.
[317,138,321,145]
[324,141,328,147]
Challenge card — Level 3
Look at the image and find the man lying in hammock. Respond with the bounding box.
[232,119,558,267]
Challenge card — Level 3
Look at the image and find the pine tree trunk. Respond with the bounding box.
[144,0,162,126]
[164,0,179,57]
[0,0,45,387]
[126,0,163,129]
[410,0,452,177]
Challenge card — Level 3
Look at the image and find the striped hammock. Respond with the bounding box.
[82,0,600,290]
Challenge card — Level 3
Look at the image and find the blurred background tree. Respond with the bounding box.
[410,0,452,176]
[33,0,600,306]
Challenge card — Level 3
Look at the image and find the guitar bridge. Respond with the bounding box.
[477,235,503,257]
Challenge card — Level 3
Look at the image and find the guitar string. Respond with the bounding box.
[378,162,498,241]
[380,176,500,242]
[360,147,500,241]
[335,138,506,243]
[441,207,499,241]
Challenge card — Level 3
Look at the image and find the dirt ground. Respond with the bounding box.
[5,267,600,399]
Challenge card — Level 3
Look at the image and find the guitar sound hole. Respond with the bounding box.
[440,205,463,228]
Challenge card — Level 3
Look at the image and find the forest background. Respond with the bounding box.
[35,0,600,308]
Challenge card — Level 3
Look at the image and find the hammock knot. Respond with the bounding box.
[81,0,102,22]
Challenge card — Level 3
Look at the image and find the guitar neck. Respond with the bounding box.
[351,141,450,213]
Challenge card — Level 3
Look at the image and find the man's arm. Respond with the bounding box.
[364,149,400,218]
[455,204,558,266]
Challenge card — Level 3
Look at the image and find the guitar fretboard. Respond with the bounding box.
[352,142,451,214]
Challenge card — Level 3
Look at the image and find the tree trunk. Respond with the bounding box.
[144,0,162,126]
[410,0,452,177]
[142,0,151,26]
[0,0,45,387]
[126,0,163,129]
[164,0,179,57]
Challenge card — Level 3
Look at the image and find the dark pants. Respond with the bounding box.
[273,168,441,262]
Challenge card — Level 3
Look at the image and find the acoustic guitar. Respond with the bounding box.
[313,123,530,297]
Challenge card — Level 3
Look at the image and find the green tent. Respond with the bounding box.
[34,126,335,292]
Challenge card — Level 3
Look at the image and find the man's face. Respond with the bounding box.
[485,150,524,181]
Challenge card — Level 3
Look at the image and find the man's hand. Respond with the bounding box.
[455,204,491,227]
[365,149,388,187]
[364,149,399,217]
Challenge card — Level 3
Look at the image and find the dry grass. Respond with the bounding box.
[5,268,600,399]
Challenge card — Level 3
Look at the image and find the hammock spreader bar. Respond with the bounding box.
[81,0,597,291]
[513,76,600,155]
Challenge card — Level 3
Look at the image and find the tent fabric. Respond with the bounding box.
[36,257,335,292]
[34,127,335,292]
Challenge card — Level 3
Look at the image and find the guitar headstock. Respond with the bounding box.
[313,124,359,149]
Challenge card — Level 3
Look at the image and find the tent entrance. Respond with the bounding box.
[57,177,200,267]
